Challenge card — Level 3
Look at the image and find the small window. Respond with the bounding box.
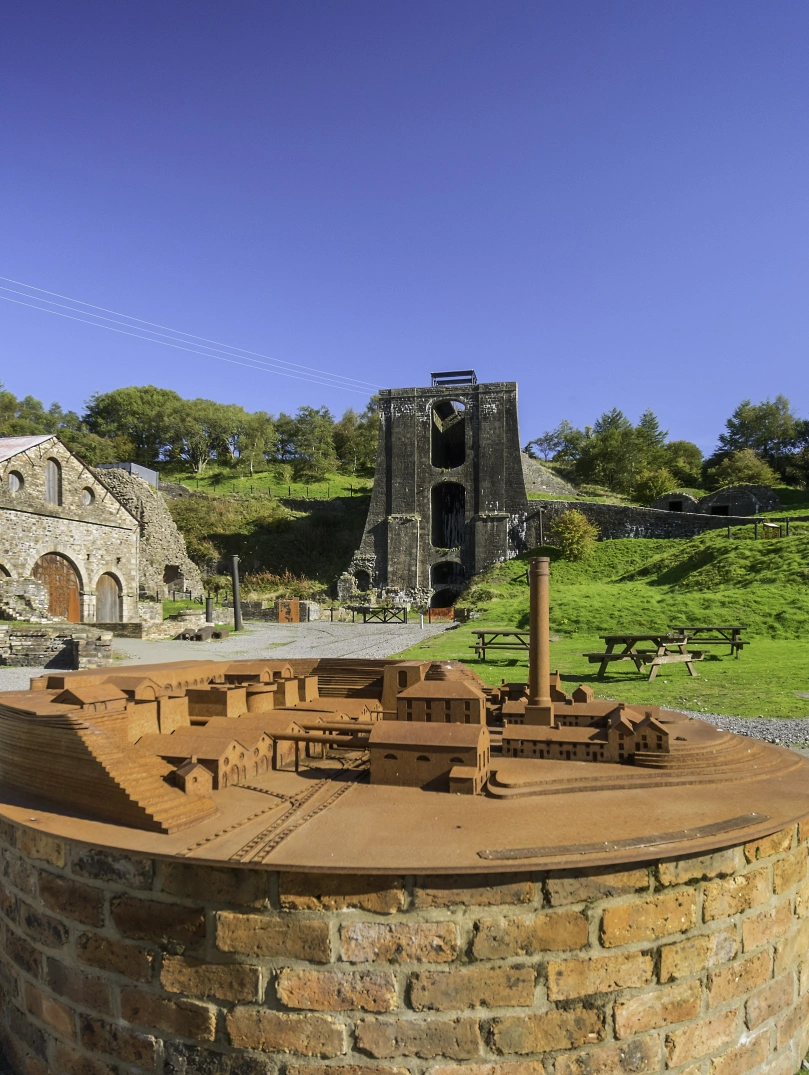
[397,671,408,688]
[416,754,430,762]
[44,458,62,506]
[7,471,23,494]
[81,487,95,506]
[450,756,464,763]
[384,753,398,760]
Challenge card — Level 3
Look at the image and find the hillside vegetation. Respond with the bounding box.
[398,530,809,718]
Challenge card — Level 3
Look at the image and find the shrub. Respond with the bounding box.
[549,509,599,561]
[705,448,779,490]
[633,467,677,506]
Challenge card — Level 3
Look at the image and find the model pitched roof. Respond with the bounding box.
[370,722,487,749]
[0,435,55,463]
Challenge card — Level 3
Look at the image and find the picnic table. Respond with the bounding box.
[345,605,409,624]
[584,633,704,682]
[471,628,530,661]
[670,625,746,659]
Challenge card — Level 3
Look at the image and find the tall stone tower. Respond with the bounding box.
[347,372,528,607]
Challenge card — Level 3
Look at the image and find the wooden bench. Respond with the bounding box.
[470,629,530,661]
[670,625,746,659]
[585,633,704,681]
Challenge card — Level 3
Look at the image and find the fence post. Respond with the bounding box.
[787,518,791,536]
[755,522,759,540]
[727,526,731,539]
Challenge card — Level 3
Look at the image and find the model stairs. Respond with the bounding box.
[82,731,217,834]
[310,659,385,697]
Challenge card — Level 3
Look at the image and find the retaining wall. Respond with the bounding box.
[1,817,808,1074]
[0,626,113,669]
[520,502,760,544]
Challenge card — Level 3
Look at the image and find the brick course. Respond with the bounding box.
[0,817,808,1074]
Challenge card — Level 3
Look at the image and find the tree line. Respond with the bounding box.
[524,396,809,503]
[0,383,379,482]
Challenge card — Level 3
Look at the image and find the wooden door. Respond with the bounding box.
[96,573,121,622]
[32,554,80,622]
[276,599,300,623]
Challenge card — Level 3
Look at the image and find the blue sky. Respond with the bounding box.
[1,1,808,453]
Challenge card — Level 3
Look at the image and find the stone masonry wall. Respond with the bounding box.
[90,469,203,600]
[0,625,113,669]
[1,815,809,1075]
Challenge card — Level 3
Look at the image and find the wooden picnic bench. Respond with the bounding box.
[584,633,704,682]
[670,625,746,659]
[345,605,409,624]
[470,629,530,661]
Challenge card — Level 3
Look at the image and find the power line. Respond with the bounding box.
[0,294,373,395]
[0,275,383,393]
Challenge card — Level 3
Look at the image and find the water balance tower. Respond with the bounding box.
[347,371,528,606]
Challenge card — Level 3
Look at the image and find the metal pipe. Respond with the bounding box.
[231,555,243,632]
[527,556,551,708]
[205,594,214,623]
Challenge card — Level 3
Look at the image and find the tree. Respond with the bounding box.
[575,409,635,490]
[716,396,798,473]
[704,448,779,489]
[524,420,586,463]
[290,406,338,482]
[549,509,599,561]
[334,396,379,475]
[236,411,276,476]
[633,467,677,506]
[664,440,703,486]
[84,385,185,465]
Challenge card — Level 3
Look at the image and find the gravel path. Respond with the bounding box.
[0,620,449,690]
[671,708,809,746]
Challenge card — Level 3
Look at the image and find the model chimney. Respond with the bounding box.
[525,556,555,726]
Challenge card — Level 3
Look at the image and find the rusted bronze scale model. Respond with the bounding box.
[0,558,807,872]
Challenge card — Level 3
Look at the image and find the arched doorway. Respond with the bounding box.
[431,483,466,548]
[96,573,122,622]
[431,400,466,469]
[32,554,81,622]
[430,561,464,608]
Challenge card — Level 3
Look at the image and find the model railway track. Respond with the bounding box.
[229,779,331,862]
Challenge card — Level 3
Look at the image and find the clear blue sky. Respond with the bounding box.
[2,1,808,454]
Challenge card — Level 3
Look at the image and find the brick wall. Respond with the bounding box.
[1,817,808,1074]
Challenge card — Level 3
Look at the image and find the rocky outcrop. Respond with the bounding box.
[520,453,577,496]
[91,468,203,598]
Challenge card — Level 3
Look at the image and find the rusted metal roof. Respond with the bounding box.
[0,435,54,463]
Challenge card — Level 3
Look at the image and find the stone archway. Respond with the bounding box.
[96,573,122,623]
[32,554,81,622]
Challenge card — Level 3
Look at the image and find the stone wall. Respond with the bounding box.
[0,626,113,669]
[520,456,576,497]
[1,817,808,1074]
[90,469,203,600]
[518,501,759,545]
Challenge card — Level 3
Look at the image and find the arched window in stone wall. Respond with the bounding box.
[44,459,62,506]
[431,483,465,548]
[431,400,466,469]
[7,471,23,495]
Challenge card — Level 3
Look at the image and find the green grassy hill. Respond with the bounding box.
[397,530,809,719]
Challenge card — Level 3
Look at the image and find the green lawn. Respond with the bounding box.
[160,468,373,500]
[394,532,809,719]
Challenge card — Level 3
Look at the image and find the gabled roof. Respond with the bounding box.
[0,435,55,464]
[54,685,129,707]
[369,722,487,749]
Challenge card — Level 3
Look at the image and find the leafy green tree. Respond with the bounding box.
[290,406,338,482]
[549,509,599,561]
[334,396,379,475]
[704,448,779,489]
[236,411,276,476]
[525,419,586,462]
[84,385,185,465]
[664,440,703,486]
[633,467,678,505]
[716,396,798,473]
[60,430,136,465]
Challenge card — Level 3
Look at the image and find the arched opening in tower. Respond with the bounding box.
[430,561,465,608]
[431,400,466,469]
[431,483,466,548]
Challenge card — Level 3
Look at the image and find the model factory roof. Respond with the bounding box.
[369,723,486,749]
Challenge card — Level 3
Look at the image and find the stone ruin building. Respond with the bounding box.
[0,435,201,628]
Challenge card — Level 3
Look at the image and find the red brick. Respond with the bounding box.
[6,928,42,977]
[279,872,404,913]
[47,958,112,1016]
[410,966,535,1011]
[24,982,75,1039]
[227,1009,346,1056]
[660,927,736,982]
[745,973,794,1029]
[600,891,696,947]
[161,955,261,1002]
[708,950,771,1007]
[491,1010,603,1054]
[121,987,216,1040]
[39,873,104,928]
[555,1037,661,1075]
[412,875,534,908]
[18,903,69,948]
[547,952,653,1001]
[614,980,701,1037]
[78,1014,157,1068]
[110,894,205,946]
[355,1017,482,1059]
[76,932,153,983]
[341,921,457,963]
[217,912,331,961]
[665,1010,739,1066]
[472,911,587,958]
[710,1028,769,1075]
[776,989,809,1050]
[276,968,397,1012]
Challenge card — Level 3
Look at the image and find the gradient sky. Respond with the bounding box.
[2,1,808,454]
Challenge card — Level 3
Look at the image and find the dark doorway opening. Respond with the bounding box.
[430,561,464,608]
[163,565,183,585]
[354,569,371,592]
[431,483,465,548]
[431,400,466,469]
[710,505,730,516]
[667,501,683,512]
